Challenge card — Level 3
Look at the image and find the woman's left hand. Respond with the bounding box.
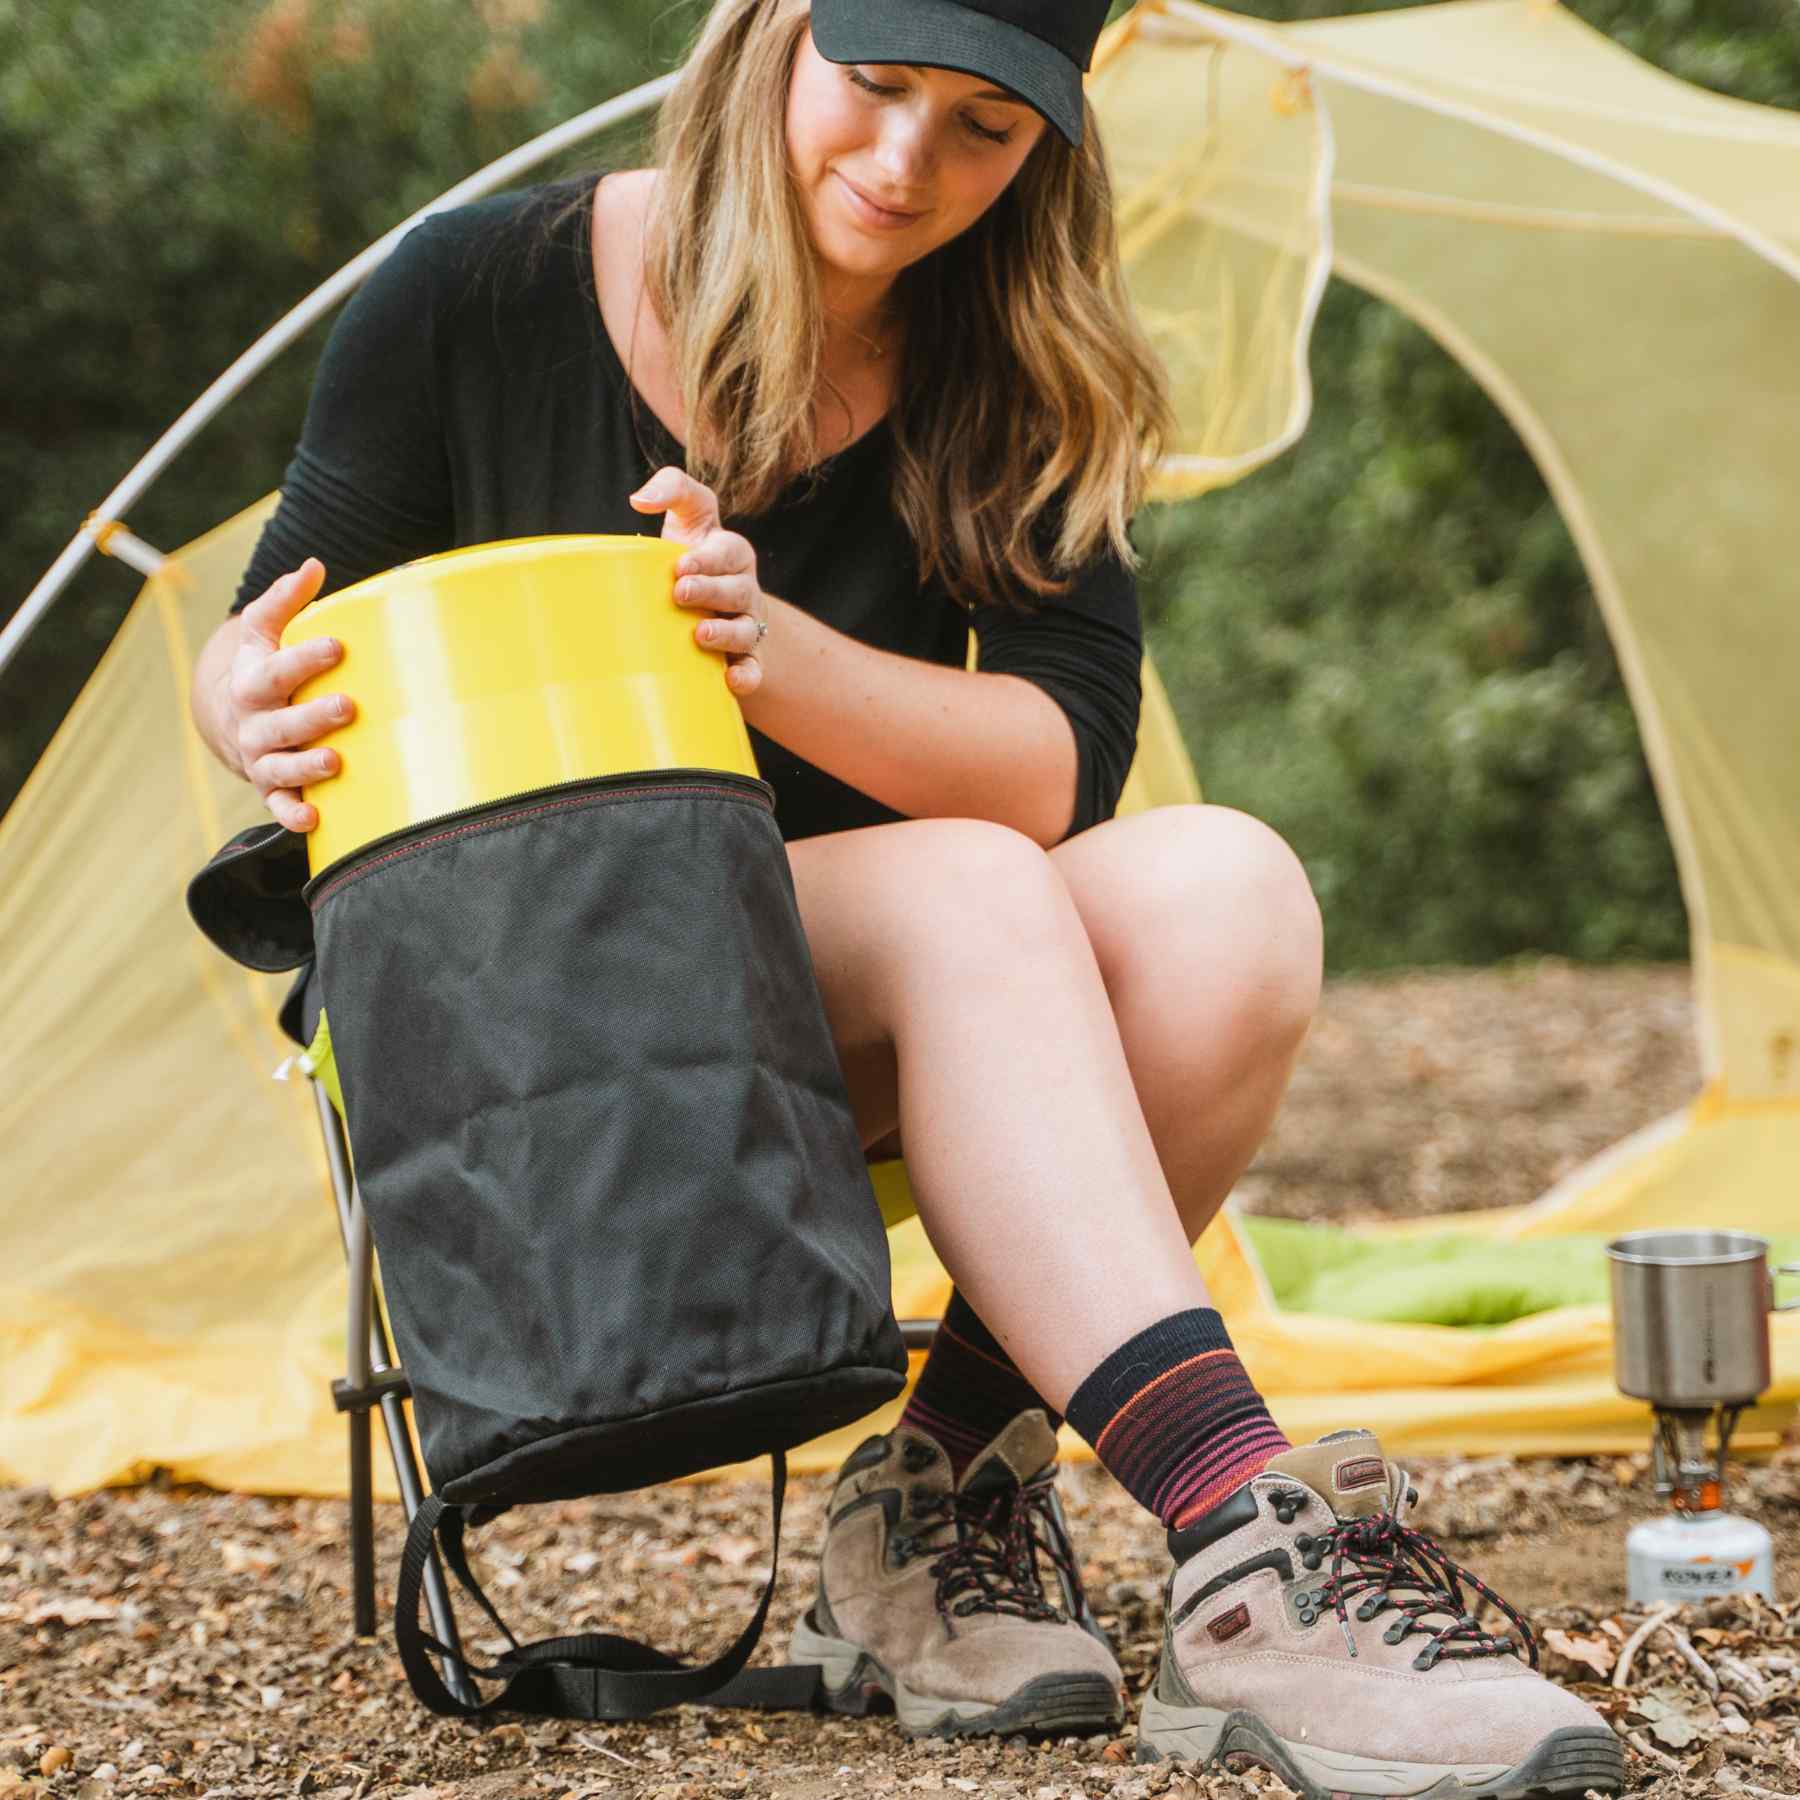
[629,466,769,699]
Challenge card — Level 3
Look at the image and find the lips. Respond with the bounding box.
[835,172,923,227]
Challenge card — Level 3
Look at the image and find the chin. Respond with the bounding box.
[818,222,907,274]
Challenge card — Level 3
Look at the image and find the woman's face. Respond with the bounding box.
[786,21,1050,288]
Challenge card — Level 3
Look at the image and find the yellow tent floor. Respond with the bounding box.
[772,1104,1800,1484]
[5,1091,1791,1502]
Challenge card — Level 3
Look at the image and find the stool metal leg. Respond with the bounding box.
[347,1404,376,1636]
[337,1127,381,1639]
[313,1082,476,1703]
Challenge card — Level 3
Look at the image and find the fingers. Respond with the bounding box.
[672,535,756,581]
[230,559,341,833]
[676,554,756,619]
[694,613,765,654]
[676,573,758,614]
[240,694,350,762]
[232,633,347,711]
[235,687,353,819]
[240,559,327,650]
[250,744,342,794]
[673,534,759,656]
[674,528,766,698]
[628,467,721,542]
[265,788,321,834]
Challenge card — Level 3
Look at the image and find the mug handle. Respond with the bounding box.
[1775,1262,1800,1313]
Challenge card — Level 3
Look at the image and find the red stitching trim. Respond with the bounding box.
[310,781,767,907]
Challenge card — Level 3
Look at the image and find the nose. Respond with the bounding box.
[871,106,936,190]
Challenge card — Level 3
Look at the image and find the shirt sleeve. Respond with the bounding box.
[967,534,1144,843]
[232,218,457,611]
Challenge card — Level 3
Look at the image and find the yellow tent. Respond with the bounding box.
[1078,0,1800,1450]
[3,0,1796,1497]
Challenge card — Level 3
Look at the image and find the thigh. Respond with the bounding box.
[784,825,908,1150]
[784,816,1066,1152]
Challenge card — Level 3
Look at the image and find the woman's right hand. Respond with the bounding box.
[227,558,353,833]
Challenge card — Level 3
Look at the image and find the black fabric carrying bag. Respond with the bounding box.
[190,766,908,1720]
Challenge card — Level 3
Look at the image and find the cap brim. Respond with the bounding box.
[810,0,1083,147]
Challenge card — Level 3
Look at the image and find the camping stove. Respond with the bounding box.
[1605,1230,1797,1604]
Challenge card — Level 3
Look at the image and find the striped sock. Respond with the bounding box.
[1064,1309,1291,1529]
[899,1289,1061,1481]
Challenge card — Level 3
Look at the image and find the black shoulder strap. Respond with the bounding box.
[394,1454,824,1720]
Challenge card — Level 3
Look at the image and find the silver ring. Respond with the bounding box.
[752,616,768,642]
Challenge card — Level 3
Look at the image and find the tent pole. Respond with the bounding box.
[1,68,677,685]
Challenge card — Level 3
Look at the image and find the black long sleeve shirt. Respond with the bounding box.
[235,183,1143,844]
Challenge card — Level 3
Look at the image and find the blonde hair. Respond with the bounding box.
[642,0,1174,610]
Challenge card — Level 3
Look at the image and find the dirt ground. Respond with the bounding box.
[1237,959,1700,1226]
[5,961,1796,1800]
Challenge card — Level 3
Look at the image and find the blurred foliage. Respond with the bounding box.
[1131,0,1799,970]
[3,0,1796,969]
[1138,285,1692,970]
[0,0,684,805]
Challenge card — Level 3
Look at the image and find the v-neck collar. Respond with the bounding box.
[577,191,893,493]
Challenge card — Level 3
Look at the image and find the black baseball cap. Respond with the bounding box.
[809,0,1113,148]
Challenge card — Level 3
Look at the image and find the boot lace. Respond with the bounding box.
[912,1471,1078,1624]
[1287,1497,1539,1672]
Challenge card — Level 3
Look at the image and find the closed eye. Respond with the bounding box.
[845,67,1016,145]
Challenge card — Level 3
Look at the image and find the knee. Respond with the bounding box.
[889,818,1072,953]
[1114,805,1323,1050]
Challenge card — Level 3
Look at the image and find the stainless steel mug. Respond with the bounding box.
[1606,1230,1800,1408]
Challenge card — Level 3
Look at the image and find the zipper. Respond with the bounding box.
[303,766,774,903]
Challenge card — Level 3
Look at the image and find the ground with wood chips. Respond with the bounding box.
[4,962,1797,1800]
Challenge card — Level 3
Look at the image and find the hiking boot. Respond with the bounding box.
[790,1410,1125,1738]
[1137,1429,1625,1798]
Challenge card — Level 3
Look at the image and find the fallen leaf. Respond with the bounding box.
[1633,1693,1704,1750]
[1650,1714,1700,1750]
[23,1598,116,1626]
[1544,1628,1616,1678]
[708,1535,760,1568]
[220,1542,277,1576]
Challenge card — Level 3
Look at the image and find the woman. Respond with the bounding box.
[188,1,1619,1790]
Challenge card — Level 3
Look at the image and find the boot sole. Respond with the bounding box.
[790,1612,1123,1740]
[1136,1699,1625,1798]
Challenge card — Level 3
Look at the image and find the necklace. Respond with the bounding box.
[826,308,892,361]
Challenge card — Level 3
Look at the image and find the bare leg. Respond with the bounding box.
[1048,805,1322,1243]
[787,807,1318,1411]
[790,817,1202,1408]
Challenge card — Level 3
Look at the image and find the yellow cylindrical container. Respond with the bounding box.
[282,535,758,874]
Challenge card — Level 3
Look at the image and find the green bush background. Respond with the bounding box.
[4,0,1795,971]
